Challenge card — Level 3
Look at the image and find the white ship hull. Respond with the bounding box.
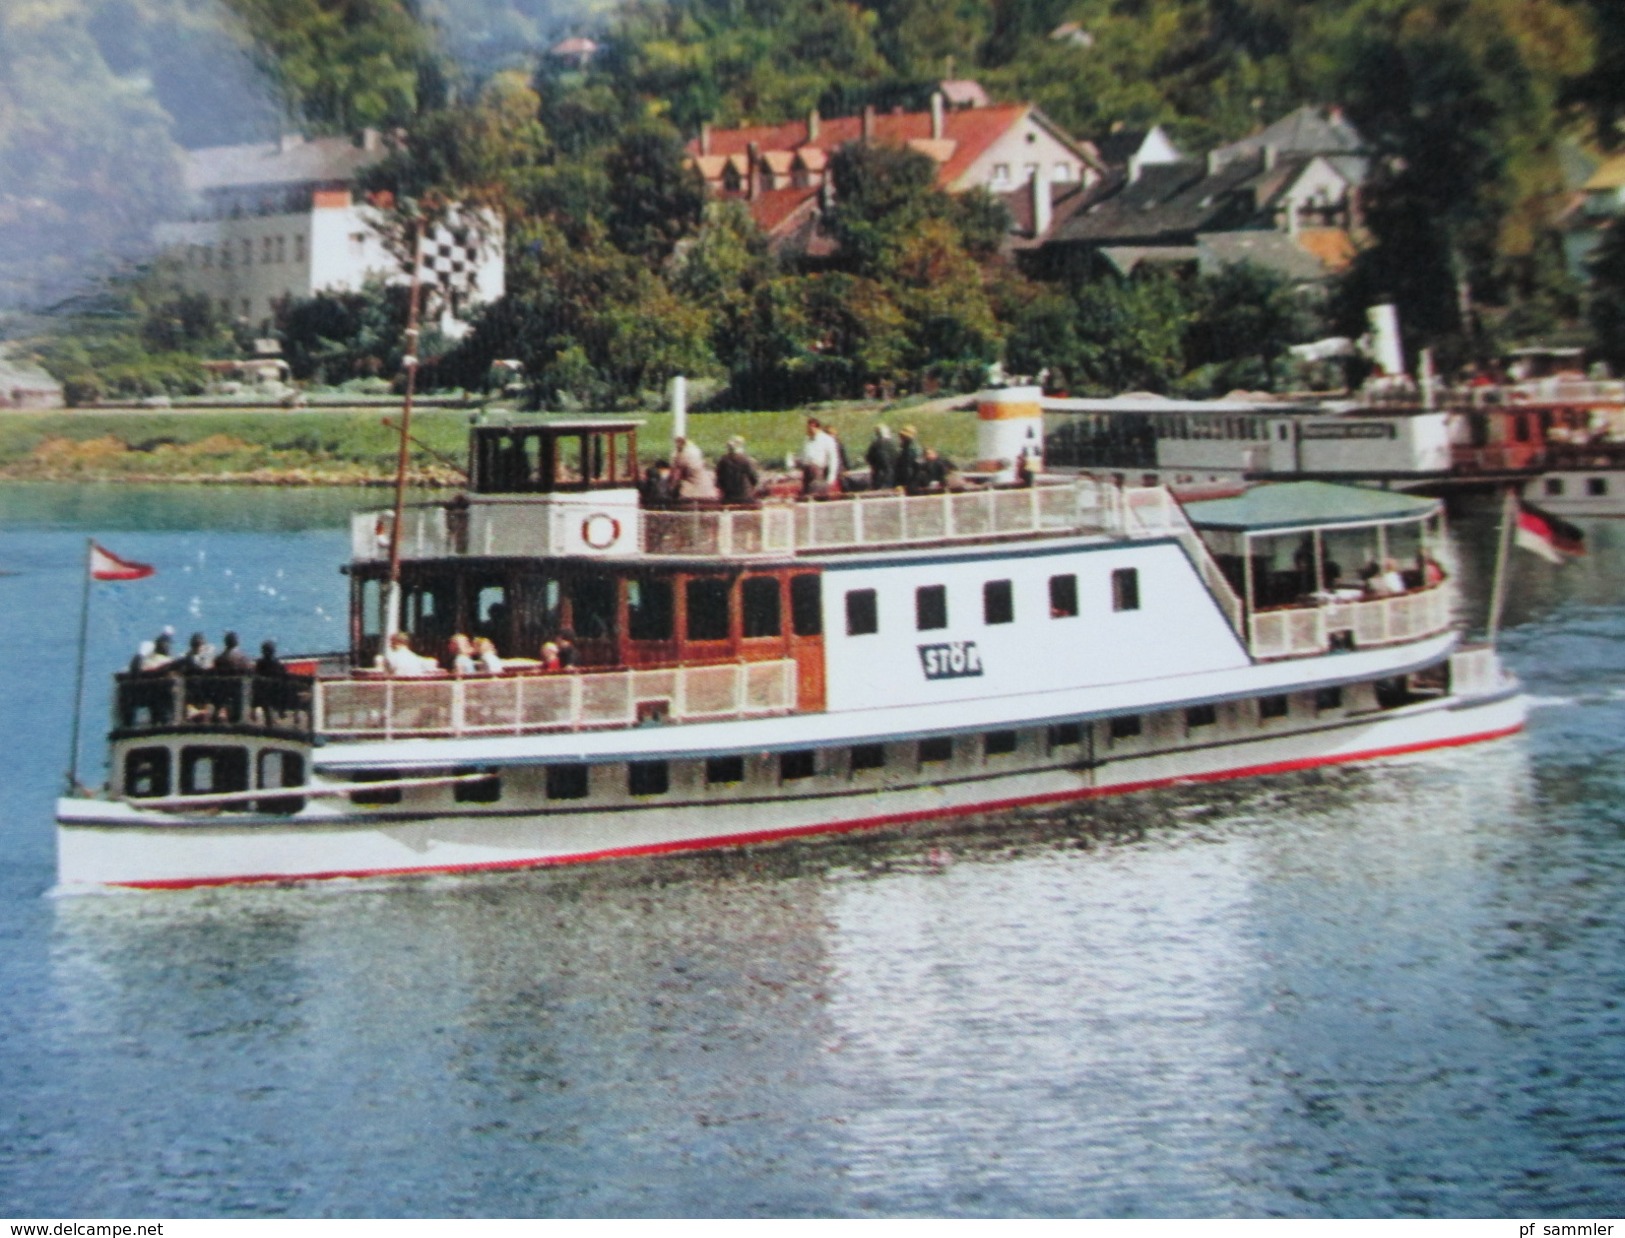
[1521,469,1625,517]
[57,682,1523,890]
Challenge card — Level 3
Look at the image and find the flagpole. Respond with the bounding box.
[66,538,94,794]
[1485,483,1516,646]
[384,213,426,641]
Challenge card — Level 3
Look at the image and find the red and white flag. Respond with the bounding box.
[89,541,155,581]
[1515,499,1584,564]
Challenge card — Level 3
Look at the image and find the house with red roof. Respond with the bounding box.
[686,91,1102,252]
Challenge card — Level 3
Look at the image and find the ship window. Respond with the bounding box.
[125,747,170,798]
[706,755,745,785]
[180,746,250,799]
[350,770,403,805]
[846,589,878,636]
[454,767,501,803]
[984,730,1018,757]
[628,760,669,796]
[1049,574,1078,618]
[780,750,816,781]
[919,736,953,764]
[1112,568,1140,612]
[1048,722,1082,749]
[984,579,1014,625]
[1589,477,1608,496]
[546,765,589,800]
[572,575,618,640]
[627,577,674,641]
[741,577,781,638]
[1186,704,1217,729]
[1259,694,1289,720]
[916,585,948,631]
[1109,714,1142,740]
[1545,477,1565,496]
[256,750,306,814]
[850,743,885,772]
[686,578,731,642]
[1315,685,1343,713]
[791,574,822,636]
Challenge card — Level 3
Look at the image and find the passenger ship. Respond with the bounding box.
[56,389,1525,890]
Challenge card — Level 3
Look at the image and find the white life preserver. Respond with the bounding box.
[581,513,621,550]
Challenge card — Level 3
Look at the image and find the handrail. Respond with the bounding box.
[1248,584,1452,660]
[315,658,799,740]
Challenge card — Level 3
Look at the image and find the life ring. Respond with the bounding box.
[581,513,621,550]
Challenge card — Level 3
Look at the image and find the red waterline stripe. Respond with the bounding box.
[113,720,1525,891]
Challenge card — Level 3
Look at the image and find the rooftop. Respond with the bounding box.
[1184,481,1437,533]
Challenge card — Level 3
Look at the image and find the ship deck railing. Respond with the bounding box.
[1248,582,1452,660]
[352,477,1206,564]
[313,658,799,741]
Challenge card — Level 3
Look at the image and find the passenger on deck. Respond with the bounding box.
[540,641,562,671]
[716,436,762,504]
[799,418,840,495]
[256,640,286,678]
[473,636,504,675]
[447,633,477,675]
[181,631,216,673]
[141,633,176,672]
[1366,559,1406,596]
[866,425,898,489]
[556,630,577,668]
[641,459,675,506]
[379,632,439,676]
[908,447,953,494]
[216,631,254,674]
[895,426,921,491]
[1421,551,1446,586]
[672,436,718,501]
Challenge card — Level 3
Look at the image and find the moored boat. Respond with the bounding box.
[55,390,1525,890]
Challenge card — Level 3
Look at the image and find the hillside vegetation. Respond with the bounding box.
[5,0,1622,407]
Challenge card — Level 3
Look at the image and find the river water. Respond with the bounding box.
[0,482,1622,1218]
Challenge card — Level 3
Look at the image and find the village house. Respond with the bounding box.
[1031,105,1365,285]
[686,90,1103,254]
[153,131,504,333]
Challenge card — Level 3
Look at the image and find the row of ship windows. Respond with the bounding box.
[1543,476,1609,497]
[119,685,1381,809]
[183,235,307,269]
[846,568,1139,636]
[354,684,1348,806]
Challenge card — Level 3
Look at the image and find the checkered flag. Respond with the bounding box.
[416,214,480,311]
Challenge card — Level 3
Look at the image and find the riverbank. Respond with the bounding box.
[0,400,978,484]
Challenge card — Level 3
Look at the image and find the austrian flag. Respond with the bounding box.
[1515,499,1585,564]
[89,541,155,581]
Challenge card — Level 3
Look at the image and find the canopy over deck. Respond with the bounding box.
[1183,481,1437,534]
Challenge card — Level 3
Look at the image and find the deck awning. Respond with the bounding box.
[1183,481,1438,533]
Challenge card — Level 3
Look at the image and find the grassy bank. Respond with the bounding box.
[0,402,981,485]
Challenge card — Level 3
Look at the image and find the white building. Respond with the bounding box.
[154,131,504,331]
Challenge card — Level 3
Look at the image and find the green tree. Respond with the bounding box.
[1184,263,1320,391]
[604,123,708,260]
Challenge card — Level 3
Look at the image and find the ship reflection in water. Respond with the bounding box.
[4,485,1622,1217]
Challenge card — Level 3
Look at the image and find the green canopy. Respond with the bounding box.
[1182,481,1437,533]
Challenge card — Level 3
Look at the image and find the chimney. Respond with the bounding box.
[1207,149,1221,177]
[863,105,876,143]
[1031,163,1052,237]
[747,141,761,201]
[1128,153,1142,184]
[931,91,945,141]
[808,109,820,143]
[700,122,712,157]
[1262,143,1278,172]
[359,128,381,152]
[278,133,304,154]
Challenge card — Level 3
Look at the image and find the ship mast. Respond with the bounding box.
[383,213,425,639]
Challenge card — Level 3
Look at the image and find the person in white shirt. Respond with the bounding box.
[473,636,505,674]
[798,417,840,495]
[379,632,439,676]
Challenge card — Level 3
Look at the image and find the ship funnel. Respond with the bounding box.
[975,385,1044,483]
[1366,303,1405,377]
